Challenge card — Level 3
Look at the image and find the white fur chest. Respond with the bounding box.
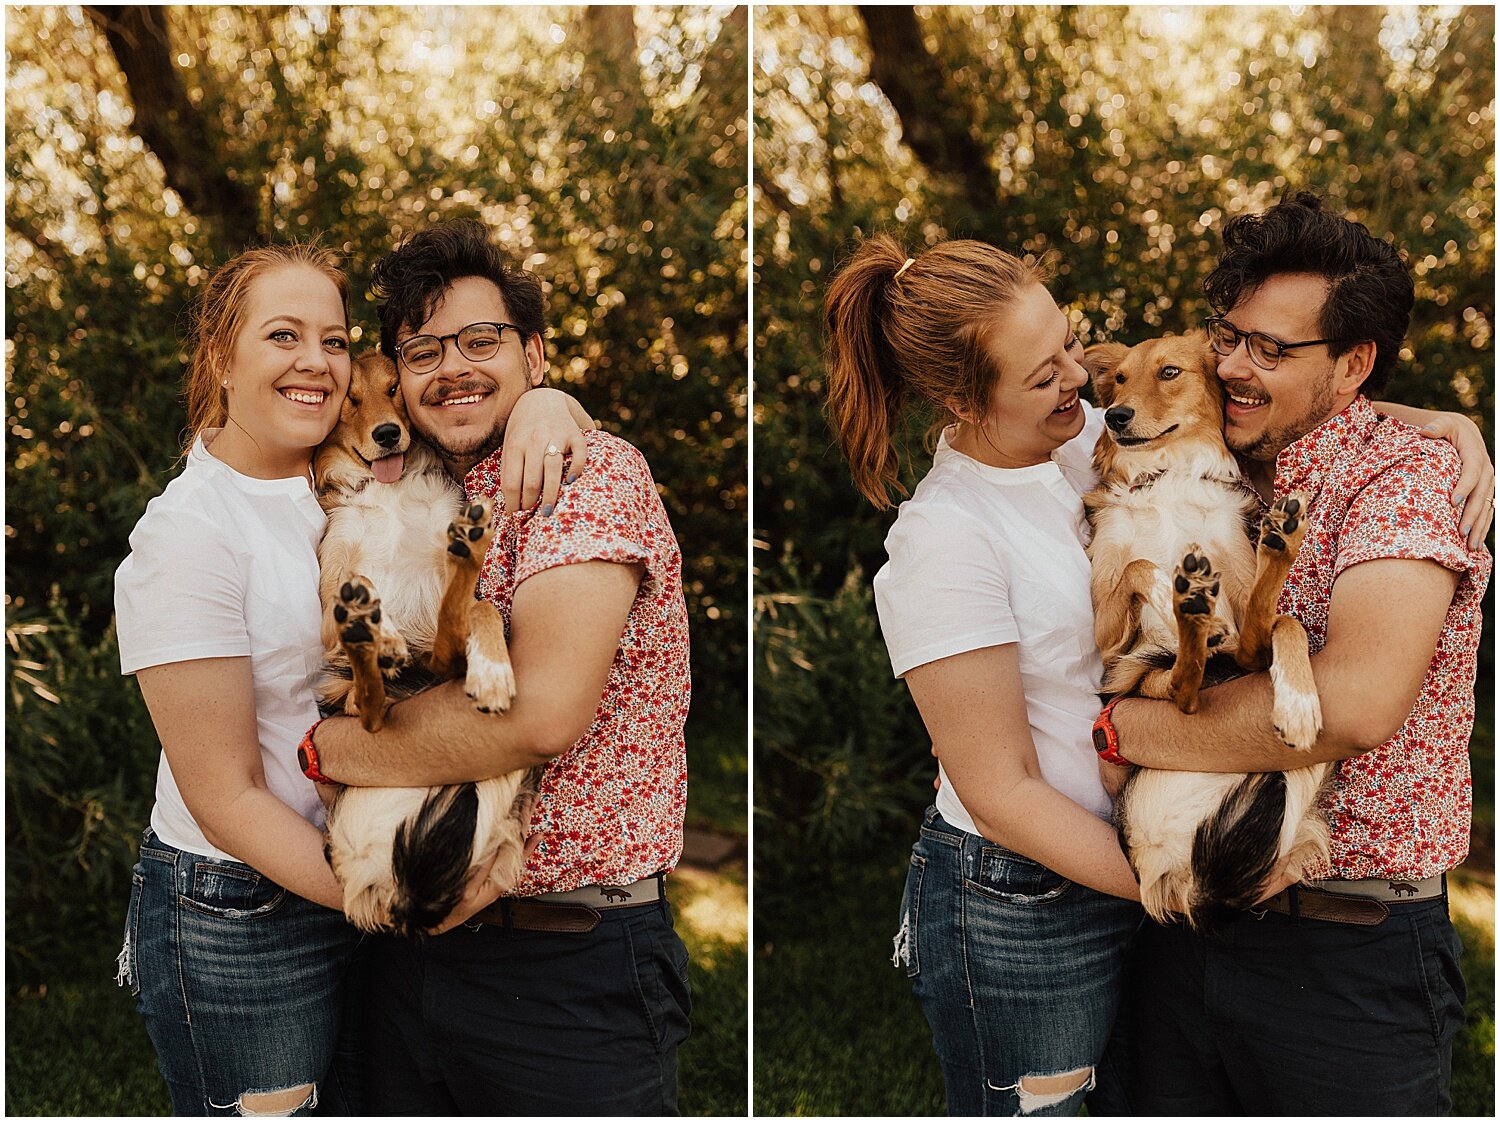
[1091,460,1255,644]
[319,468,462,653]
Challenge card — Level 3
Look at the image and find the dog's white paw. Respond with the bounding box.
[1270,659,1322,751]
[465,641,516,715]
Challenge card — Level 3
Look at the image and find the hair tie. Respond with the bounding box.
[893,258,915,281]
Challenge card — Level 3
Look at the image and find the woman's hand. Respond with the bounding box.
[499,388,595,517]
[1416,412,1494,548]
[425,833,543,936]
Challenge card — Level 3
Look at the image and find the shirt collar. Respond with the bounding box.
[1271,394,1378,499]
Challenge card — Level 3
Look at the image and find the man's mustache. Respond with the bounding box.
[422,378,494,406]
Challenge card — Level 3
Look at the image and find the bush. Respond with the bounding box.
[6,604,158,985]
[752,562,928,932]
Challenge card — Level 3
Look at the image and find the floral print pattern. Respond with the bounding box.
[464,430,691,894]
[1270,396,1491,880]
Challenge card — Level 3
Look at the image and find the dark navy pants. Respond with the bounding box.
[1122,892,1465,1115]
[362,898,691,1115]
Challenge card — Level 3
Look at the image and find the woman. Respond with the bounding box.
[822,234,1492,1116]
[112,242,589,1115]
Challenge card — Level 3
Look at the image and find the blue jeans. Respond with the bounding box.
[895,807,1142,1116]
[117,828,363,1116]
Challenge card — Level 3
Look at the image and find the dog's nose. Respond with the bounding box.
[371,423,402,448]
[1105,406,1135,432]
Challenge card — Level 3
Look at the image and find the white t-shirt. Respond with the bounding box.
[114,431,328,860]
[873,402,1111,832]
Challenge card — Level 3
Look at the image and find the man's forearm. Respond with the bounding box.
[315,680,572,787]
[1113,672,1365,773]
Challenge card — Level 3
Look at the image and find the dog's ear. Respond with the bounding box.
[1084,342,1129,406]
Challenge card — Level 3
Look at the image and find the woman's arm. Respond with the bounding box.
[1370,401,1494,547]
[135,657,344,911]
[500,387,597,517]
[904,645,1140,901]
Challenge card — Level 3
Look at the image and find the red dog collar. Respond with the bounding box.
[297,719,337,785]
[1092,697,1132,767]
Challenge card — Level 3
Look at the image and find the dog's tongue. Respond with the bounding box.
[371,453,404,484]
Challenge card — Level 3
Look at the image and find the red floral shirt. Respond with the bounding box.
[1269,396,1490,880]
[464,430,690,894]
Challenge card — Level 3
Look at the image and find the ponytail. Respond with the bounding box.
[822,234,1048,508]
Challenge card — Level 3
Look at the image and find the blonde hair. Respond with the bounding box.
[823,234,1048,508]
[183,243,350,447]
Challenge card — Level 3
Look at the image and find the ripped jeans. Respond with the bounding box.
[893,807,1141,1116]
[117,828,362,1116]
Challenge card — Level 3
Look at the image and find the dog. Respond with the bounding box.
[1082,335,1331,932]
[311,351,534,936]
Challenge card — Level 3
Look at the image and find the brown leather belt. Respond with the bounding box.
[1257,875,1445,927]
[470,875,663,934]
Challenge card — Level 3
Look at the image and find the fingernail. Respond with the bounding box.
[1452,492,1464,505]
[542,503,554,517]
[1460,523,1470,536]
[566,473,578,485]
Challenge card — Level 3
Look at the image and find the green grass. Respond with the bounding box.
[756,856,1496,1116]
[754,858,945,1115]
[686,708,748,835]
[7,866,748,1117]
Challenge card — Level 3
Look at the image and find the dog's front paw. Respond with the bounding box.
[447,499,495,563]
[334,576,409,674]
[1173,546,1220,620]
[1261,492,1309,556]
[1270,659,1323,750]
[465,638,517,715]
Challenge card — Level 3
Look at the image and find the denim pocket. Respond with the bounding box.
[179,860,287,920]
[892,854,926,977]
[966,843,1070,905]
[116,870,145,995]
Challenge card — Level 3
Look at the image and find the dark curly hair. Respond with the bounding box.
[1203,191,1413,395]
[371,218,545,360]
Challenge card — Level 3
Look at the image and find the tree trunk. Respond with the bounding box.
[583,6,644,116]
[84,6,261,249]
[857,5,1004,240]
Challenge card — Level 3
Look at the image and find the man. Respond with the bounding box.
[301,218,692,1114]
[1092,192,1490,1114]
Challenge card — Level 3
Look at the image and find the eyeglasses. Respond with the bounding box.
[1204,316,1335,372]
[394,321,521,374]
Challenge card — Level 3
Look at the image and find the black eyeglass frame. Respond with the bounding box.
[394,321,523,373]
[1204,315,1339,372]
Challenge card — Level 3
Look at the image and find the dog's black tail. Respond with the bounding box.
[389,783,481,938]
[1186,771,1287,935]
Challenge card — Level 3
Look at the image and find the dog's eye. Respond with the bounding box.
[1115,373,1126,385]
[1159,365,1182,381]
[387,383,399,398]
[347,396,362,409]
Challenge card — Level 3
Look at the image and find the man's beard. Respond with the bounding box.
[413,378,505,466]
[1226,366,1340,462]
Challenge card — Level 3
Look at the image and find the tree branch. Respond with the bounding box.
[84,5,261,249]
[856,5,1004,240]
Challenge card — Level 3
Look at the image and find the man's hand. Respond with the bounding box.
[424,833,543,936]
[1252,851,1300,905]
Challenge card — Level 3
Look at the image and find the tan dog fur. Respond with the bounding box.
[310,352,531,935]
[1083,336,1330,928]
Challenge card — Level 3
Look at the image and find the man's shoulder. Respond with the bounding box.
[1335,411,1462,496]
